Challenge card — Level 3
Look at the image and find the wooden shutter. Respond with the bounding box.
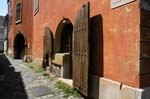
[44,28,52,55]
[16,3,21,22]
[73,2,90,96]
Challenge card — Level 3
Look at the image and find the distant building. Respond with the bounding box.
[3,15,9,53]
[0,16,5,53]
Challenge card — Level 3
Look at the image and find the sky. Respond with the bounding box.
[0,0,8,16]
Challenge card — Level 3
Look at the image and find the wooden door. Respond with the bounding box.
[73,2,90,96]
[43,27,53,66]
[45,28,52,54]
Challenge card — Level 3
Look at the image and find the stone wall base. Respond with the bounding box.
[8,49,14,58]
[23,55,32,62]
[31,56,43,66]
[48,64,62,77]
[8,49,33,62]
[48,64,71,79]
[98,77,150,99]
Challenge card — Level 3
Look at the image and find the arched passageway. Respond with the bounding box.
[54,18,73,54]
[60,23,73,53]
[14,33,25,59]
[55,18,73,79]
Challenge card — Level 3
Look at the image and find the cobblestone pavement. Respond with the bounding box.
[0,54,83,99]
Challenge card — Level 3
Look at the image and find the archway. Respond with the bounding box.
[55,18,73,79]
[14,33,25,59]
[54,18,73,54]
[43,27,54,68]
[60,23,73,53]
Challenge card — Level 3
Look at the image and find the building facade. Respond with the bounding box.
[8,0,150,98]
[3,15,9,53]
[8,0,33,59]
[0,16,5,53]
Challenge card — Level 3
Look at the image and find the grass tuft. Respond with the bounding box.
[26,62,81,98]
[55,81,81,98]
[42,72,49,77]
[26,62,54,80]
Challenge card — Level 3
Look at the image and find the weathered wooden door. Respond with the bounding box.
[43,27,53,66]
[45,28,52,54]
[73,2,90,96]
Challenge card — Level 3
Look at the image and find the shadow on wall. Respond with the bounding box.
[90,14,103,76]
[140,9,150,88]
[0,54,28,99]
[89,14,103,99]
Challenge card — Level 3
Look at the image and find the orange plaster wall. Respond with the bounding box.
[9,0,143,87]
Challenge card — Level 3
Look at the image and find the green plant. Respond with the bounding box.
[27,62,44,73]
[42,72,49,77]
[27,62,80,98]
[26,62,54,80]
[55,81,81,98]
[29,65,34,69]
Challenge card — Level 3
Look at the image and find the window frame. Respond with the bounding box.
[15,2,22,24]
[10,16,12,25]
[34,0,39,15]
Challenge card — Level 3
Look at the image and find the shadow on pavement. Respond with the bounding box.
[0,54,28,99]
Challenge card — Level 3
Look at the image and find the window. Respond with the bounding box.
[10,1,11,7]
[34,0,39,15]
[9,16,12,25]
[16,2,22,23]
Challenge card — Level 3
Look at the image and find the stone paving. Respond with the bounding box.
[0,54,83,99]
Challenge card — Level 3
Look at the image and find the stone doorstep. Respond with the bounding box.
[58,78,73,87]
[52,53,65,65]
[52,53,70,66]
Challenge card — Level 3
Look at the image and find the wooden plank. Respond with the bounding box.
[73,2,90,96]
[140,42,150,59]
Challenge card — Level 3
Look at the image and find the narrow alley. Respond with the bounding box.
[0,0,150,99]
[0,54,82,99]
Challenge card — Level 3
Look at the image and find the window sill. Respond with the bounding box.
[16,20,22,24]
[34,9,39,16]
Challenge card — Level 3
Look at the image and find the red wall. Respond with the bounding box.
[32,0,140,87]
[8,0,33,55]
[8,0,15,51]
[9,0,145,88]
[102,1,140,87]
[32,0,100,59]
